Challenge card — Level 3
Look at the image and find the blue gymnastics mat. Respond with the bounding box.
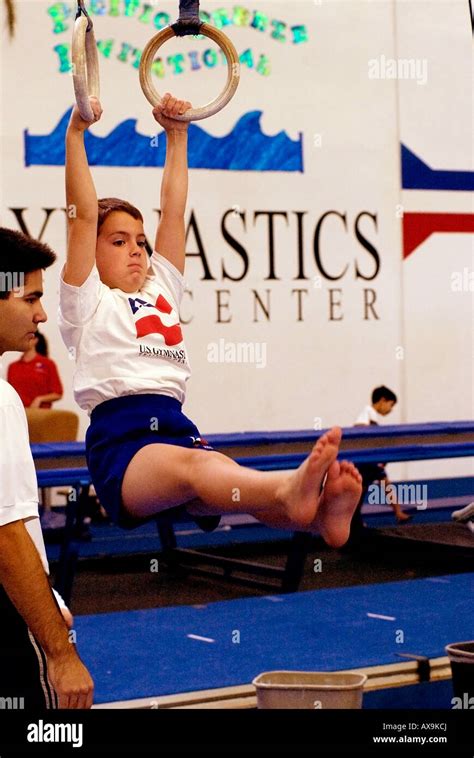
[74,573,474,705]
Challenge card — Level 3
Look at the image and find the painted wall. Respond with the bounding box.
[1,1,472,481]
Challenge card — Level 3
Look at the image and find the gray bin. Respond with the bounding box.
[252,670,367,709]
[445,641,474,703]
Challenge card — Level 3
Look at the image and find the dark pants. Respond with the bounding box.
[0,585,57,709]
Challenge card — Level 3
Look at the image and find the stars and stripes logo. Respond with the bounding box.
[128,294,183,346]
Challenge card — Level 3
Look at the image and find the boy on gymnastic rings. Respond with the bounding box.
[59,95,363,547]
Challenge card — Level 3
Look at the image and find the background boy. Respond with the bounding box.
[349,385,412,542]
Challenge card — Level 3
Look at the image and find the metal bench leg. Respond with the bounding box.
[55,484,89,605]
[155,513,182,573]
[281,531,312,592]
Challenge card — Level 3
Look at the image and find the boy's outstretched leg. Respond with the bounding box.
[121,427,342,530]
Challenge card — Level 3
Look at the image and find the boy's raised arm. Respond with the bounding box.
[153,94,191,276]
[63,99,102,287]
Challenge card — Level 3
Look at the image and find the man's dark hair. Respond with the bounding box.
[372,385,397,404]
[0,227,56,300]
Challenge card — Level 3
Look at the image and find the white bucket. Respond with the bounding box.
[252,670,367,709]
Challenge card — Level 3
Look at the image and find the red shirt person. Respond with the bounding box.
[7,332,63,409]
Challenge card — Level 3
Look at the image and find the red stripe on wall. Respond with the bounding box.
[403,212,474,258]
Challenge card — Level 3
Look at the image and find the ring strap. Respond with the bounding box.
[76,0,93,32]
[171,0,203,37]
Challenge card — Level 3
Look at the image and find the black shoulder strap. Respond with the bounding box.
[171,0,203,37]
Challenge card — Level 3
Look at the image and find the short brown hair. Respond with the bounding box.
[0,227,56,300]
[97,198,144,232]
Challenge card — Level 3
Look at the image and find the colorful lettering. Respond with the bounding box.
[53,43,72,73]
[48,3,71,34]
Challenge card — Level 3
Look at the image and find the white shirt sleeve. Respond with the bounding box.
[59,265,105,327]
[149,252,185,306]
[0,382,38,526]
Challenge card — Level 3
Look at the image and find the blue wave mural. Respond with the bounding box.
[24,110,303,172]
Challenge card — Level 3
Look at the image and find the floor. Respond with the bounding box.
[56,525,473,616]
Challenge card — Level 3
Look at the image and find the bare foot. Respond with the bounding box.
[314,460,363,547]
[276,427,342,528]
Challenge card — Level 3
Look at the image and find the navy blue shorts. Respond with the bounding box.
[86,394,220,531]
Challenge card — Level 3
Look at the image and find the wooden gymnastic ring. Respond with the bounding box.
[72,15,100,122]
[139,23,240,121]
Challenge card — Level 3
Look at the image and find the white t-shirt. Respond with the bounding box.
[354,404,383,425]
[0,379,39,527]
[0,378,53,574]
[58,253,191,414]
[0,379,68,609]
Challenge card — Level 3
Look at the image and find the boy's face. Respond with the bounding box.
[96,212,149,293]
[376,398,395,415]
[0,270,47,355]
